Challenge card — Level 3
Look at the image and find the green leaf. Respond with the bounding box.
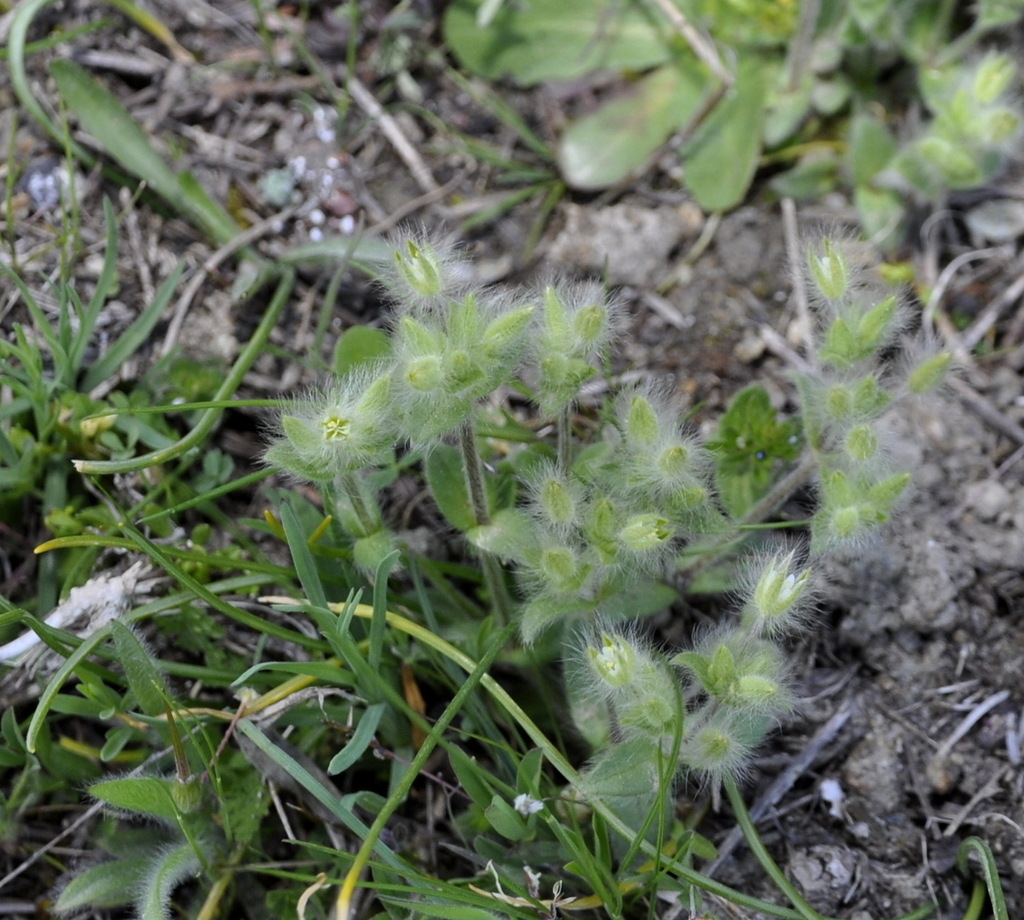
[381,900,501,920]
[558,62,708,191]
[682,56,768,211]
[848,111,897,186]
[328,702,386,775]
[579,737,661,814]
[89,776,180,820]
[110,620,167,718]
[484,793,529,841]
[444,0,672,86]
[769,154,840,201]
[50,60,240,247]
[50,59,180,201]
[424,443,476,532]
[82,263,186,391]
[448,746,497,811]
[55,857,147,911]
[135,840,201,920]
[333,325,392,375]
[708,386,801,518]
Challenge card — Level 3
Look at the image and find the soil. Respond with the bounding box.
[1,3,1023,919]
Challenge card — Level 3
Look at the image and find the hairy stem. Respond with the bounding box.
[557,403,573,472]
[457,419,512,624]
[337,472,378,537]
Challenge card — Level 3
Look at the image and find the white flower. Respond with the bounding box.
[513,793,544,816]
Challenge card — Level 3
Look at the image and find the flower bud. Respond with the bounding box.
[588,632,638,689]
[539,477,577,526]
[973,54,1016,105]
[624,394,660,448]
[394,239,445,298]
[584,629,680,742]
[405,354,444,391]
[844,424,878,462]
[617,514,673,554]
[808,239,850,301]
[907,351,951,394]
[539,545,588,593]
[749,551,812,633]
[680,710,755,783]
[171,775,203,814]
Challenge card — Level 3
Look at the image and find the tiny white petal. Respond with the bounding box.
[513,793,543,815]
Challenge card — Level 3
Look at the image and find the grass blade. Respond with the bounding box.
[81,262,185,391]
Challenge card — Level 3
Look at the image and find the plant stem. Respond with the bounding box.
[337,472,378,536]
[679,453,818,576]
[724,774,827,920]
[457,419,512,624]
[458,419,490,526]
[557,403,572,472]
[723,776,939,920]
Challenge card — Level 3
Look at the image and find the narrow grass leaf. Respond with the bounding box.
[70,198,119,373]
[1,267,63,360]
[176,171,242,247]
[328,701,386,775]
[381,900,502,920]
[368,551,401,670]
[26,625,113,753]
[280,495,329,609]
[50,60,180,202]
[82,262,185,391]
[235,719,403,869]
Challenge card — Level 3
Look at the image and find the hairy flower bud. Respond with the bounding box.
[808,239,850,301]
[747,551,813,636]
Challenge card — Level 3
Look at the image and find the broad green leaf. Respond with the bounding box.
[333,325,391,375]
[682,56,768,211]
[764,74,814,148]
[769,154,840,201]
[89,776,179,820]
[110,620,167,717]
[708,385,801,518]
[54,857,147,911]
[848,111,898,186]
[558,62,708,191]
[424,443,477,532]
[484,792,529,841]
[444,0,673,86]
[854,185,905,249]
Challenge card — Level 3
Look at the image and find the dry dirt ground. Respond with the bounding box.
[2,2,1023,919]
